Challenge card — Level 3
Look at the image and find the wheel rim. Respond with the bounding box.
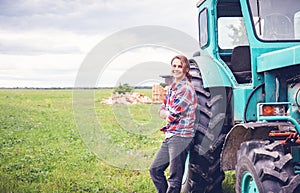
[241,172,259,193]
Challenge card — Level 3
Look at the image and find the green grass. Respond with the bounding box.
[0,89,235,192]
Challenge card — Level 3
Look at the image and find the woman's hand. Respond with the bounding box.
[159,109,169,119]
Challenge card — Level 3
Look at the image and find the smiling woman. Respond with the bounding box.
[149,55,197,193]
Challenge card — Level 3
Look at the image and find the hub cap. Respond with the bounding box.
[241,172,259,193]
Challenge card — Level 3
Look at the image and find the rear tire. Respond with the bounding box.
[182,59,229,193]
[236,140,300,193]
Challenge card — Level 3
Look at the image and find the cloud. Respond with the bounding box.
[97,46,177,87]
[0,0,107,33]
[0,0,198,55]
[0,0,198,34]
[0,0,199,87]
[0,29,103,55]
[0,53,82,87]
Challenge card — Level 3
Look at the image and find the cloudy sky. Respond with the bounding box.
[0,0,199,88]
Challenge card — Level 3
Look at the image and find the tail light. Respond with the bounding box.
[258,103,289,117]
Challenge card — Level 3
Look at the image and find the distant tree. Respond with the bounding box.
[228,18,248,46]
[113,83,133,94]
[160,83,167,88]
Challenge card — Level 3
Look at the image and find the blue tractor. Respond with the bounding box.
[182,0,300,192]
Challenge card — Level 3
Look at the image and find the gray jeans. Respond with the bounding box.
[149,136,193,193]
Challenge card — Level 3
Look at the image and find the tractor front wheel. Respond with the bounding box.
[236,140,300,193]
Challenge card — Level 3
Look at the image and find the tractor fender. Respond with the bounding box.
[220,122,292,171]
[190,56,232,88]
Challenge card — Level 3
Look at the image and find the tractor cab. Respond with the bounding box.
[199,0,300,85]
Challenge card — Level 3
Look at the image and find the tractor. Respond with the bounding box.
[182,0,300,192]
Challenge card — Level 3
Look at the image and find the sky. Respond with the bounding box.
[0,0,199,88]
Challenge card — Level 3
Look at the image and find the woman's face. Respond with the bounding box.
[171,58,185,82]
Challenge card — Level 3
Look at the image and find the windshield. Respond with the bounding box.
[248,0,300,41]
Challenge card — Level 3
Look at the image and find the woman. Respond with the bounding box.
[150,55,197,193]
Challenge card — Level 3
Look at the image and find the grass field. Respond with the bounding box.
[0,89,235,192]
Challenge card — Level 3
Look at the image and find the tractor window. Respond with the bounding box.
[218,17,249,49]
[199,8,208,48]
[248,0,300,41]
[296,12,300,39]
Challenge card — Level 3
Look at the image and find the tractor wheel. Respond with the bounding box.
[182,59,229,193]
[236,140,300,193]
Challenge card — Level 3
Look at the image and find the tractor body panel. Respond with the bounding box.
[190,56,232,87]
[257,45,300,73]
[232,86,252,121]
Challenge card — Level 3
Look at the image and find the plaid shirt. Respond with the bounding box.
[159,77,197,137]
